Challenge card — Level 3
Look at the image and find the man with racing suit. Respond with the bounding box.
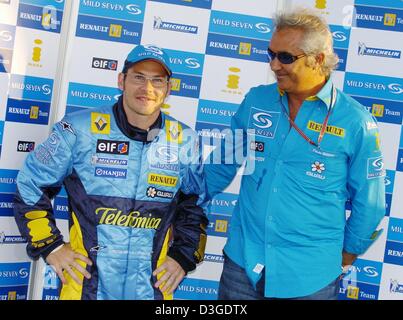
[13,45,209,300]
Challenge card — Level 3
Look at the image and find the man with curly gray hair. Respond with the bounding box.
[205,9,385,300]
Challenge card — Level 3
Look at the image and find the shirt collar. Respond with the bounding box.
[277,77,334,110]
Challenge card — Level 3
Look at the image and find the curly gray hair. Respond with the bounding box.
[273,8,339,77]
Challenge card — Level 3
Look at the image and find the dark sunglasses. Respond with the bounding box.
[267,48,306,64]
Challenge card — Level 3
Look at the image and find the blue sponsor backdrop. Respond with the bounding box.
[0,0,402,301]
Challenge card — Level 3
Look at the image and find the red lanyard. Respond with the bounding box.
[280,86,336,148]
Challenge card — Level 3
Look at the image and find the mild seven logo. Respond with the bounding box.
[344,72,403,100]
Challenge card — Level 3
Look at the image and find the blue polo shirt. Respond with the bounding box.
[205,79,385,298]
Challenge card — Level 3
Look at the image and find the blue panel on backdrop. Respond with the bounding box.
[207,212,231,237]
[209,11,272,41]
[6,98,50,125]
[209,192,238,216]
[164,49,204,76]
[17,3,63,33]
[0,285,29,300]
[334,48,347,71]
[0,193,14,217]
[384,241,403,266]
[0,262,30,286]
[330,24,351,49]
[344,72,403,101]
[0,170,18,193]
[8,74,53,102]
[54,196,69,220]
[354,5,403,32]
[169,73,201,98]
[397,149,403,172]
[149,0,212,9]
[351,96,402,125]
[339,281,379,300]
[197,99,239,126]
[67,82,121,108]
[206,33,269,62]
[76,14,142,44]
[387,218,403,243]
[78,0,145,22]
[354,0,403,10]
[20,0,65,11]
[174,278,219,300]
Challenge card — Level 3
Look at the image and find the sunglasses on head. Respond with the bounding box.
[267,48,306,64]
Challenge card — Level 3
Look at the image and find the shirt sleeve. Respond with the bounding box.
[13,119,76,260]
[344,116,385,255]
[168,132,209,273]
[204,93,250,199]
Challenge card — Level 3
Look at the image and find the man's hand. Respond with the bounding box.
[46,243,92,285]
[342,250,357,267]
[153,256,185,295]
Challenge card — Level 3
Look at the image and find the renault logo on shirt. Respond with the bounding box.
[96,139,129,155]
[91,113,110,134]
[148,173,178,187]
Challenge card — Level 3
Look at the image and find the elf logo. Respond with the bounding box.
[17,141,35,152]
[92,57,118,71]
[96,139,129,155]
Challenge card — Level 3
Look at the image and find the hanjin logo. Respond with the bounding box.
[17,141,35,152]
[92,57,118,71]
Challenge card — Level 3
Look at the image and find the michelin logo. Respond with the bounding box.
[153,17,198,34]
[358,42,401,59]
[0,231,27,244]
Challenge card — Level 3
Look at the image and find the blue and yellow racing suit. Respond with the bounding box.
[14,96,208,300]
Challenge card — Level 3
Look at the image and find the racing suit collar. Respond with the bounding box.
[113,94,162,143]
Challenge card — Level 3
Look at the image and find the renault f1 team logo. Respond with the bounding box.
[250,108,280,138]
[96,139,129,155]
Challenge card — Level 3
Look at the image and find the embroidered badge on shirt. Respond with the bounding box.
[306,161,326,180]
[307,120,345,138]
